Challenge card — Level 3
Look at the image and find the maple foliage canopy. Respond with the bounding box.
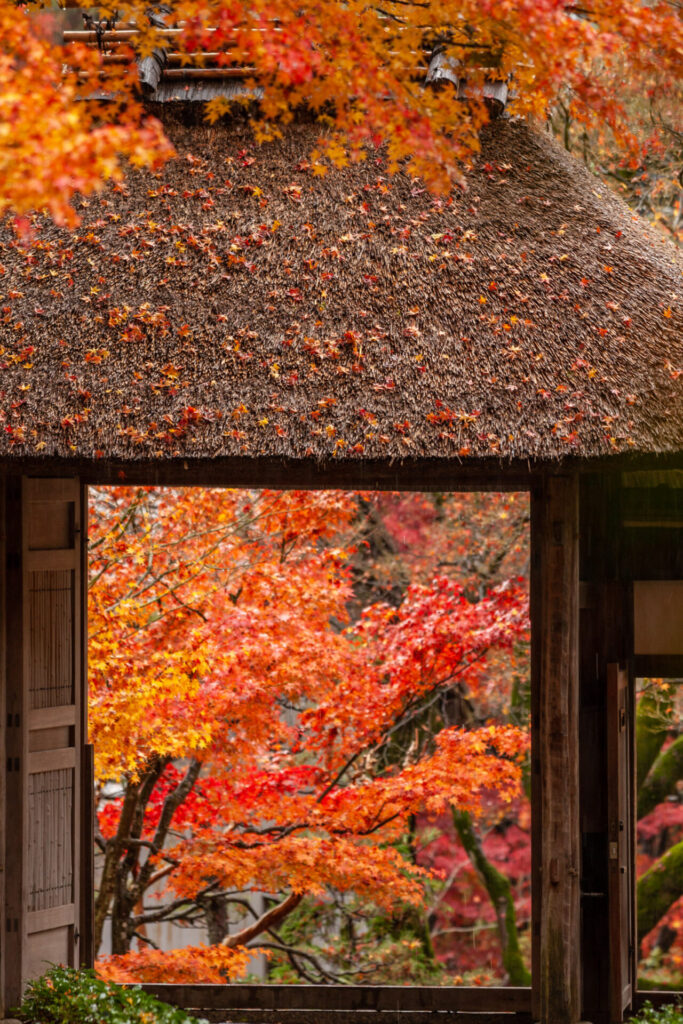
[89,486,529,983]
[2,0,682,223]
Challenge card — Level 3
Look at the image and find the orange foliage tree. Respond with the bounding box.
[89,486,529,982]
[2,1,682,223]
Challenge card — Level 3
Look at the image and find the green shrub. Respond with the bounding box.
[16,965,208,1024]
[629,1000,683,1024]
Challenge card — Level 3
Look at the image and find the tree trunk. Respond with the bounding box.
[205,895,229,945]
[636,691,672,792]
[110,885,136,954]
[637,839,683,947]
[94,780,141,953]
[637,734,683,820]
[452,808,530,986]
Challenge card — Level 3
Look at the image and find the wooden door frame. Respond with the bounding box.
[88,471,583,1022]
[3,463,592,1023]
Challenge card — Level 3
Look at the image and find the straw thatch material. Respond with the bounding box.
[0,110,681,465]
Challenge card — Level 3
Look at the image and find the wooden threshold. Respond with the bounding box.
[632,990,682,1011]
[139,984,532,1015]
[187,1013,532,1024]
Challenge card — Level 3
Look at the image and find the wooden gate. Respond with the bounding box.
[4,477,89,1005]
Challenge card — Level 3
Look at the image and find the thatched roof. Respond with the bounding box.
[0,109,681,468]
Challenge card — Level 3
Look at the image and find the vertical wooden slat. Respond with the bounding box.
[534,473,581,1024]
[79,485,94,969]
[529,483,543,1022]
[80,744,95,968]
[0,476,6,1015]
[628,599,637,1016]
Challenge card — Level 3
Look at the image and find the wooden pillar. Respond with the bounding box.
[0,476,6,1015]
[532,473,581,1024]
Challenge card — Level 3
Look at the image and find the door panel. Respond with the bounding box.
[25,478,82,983]
[5,477,85,1004]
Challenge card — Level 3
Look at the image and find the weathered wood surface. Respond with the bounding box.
[529,484,542,1021]
[533,473,581,1024]
[140,986,531,1013]
[193,1012,533,1024]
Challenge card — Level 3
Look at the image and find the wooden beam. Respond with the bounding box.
[0,456,535,493]
[532,473,581,1024]
[139,985,531,1013]
[190,1013,533,1024]
[634,654,683,677]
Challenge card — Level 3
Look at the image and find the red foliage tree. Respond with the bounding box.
[89,486,529,982]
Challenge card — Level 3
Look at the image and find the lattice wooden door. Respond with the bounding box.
[5,477,88,1004]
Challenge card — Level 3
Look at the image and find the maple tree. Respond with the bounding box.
[2,0,682,224]
[351,492,532,985]
[88,486,530,983]
[550,68,683,244]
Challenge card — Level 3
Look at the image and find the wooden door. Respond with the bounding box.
[607,663,634,1022]
[4,477,86,1003]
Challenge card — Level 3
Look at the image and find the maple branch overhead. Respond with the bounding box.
[222,891,304,948]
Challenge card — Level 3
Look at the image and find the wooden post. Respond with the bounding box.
[0,477,6,1014]
[532,473,581,1024]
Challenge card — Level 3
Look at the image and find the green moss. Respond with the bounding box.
[637,840,683,945]
[638,734,683,820]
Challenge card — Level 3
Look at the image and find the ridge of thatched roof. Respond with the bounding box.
[0,110,681,467]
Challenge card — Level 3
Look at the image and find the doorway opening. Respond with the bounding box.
[87,486,532,990]
[636,675,683,993]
